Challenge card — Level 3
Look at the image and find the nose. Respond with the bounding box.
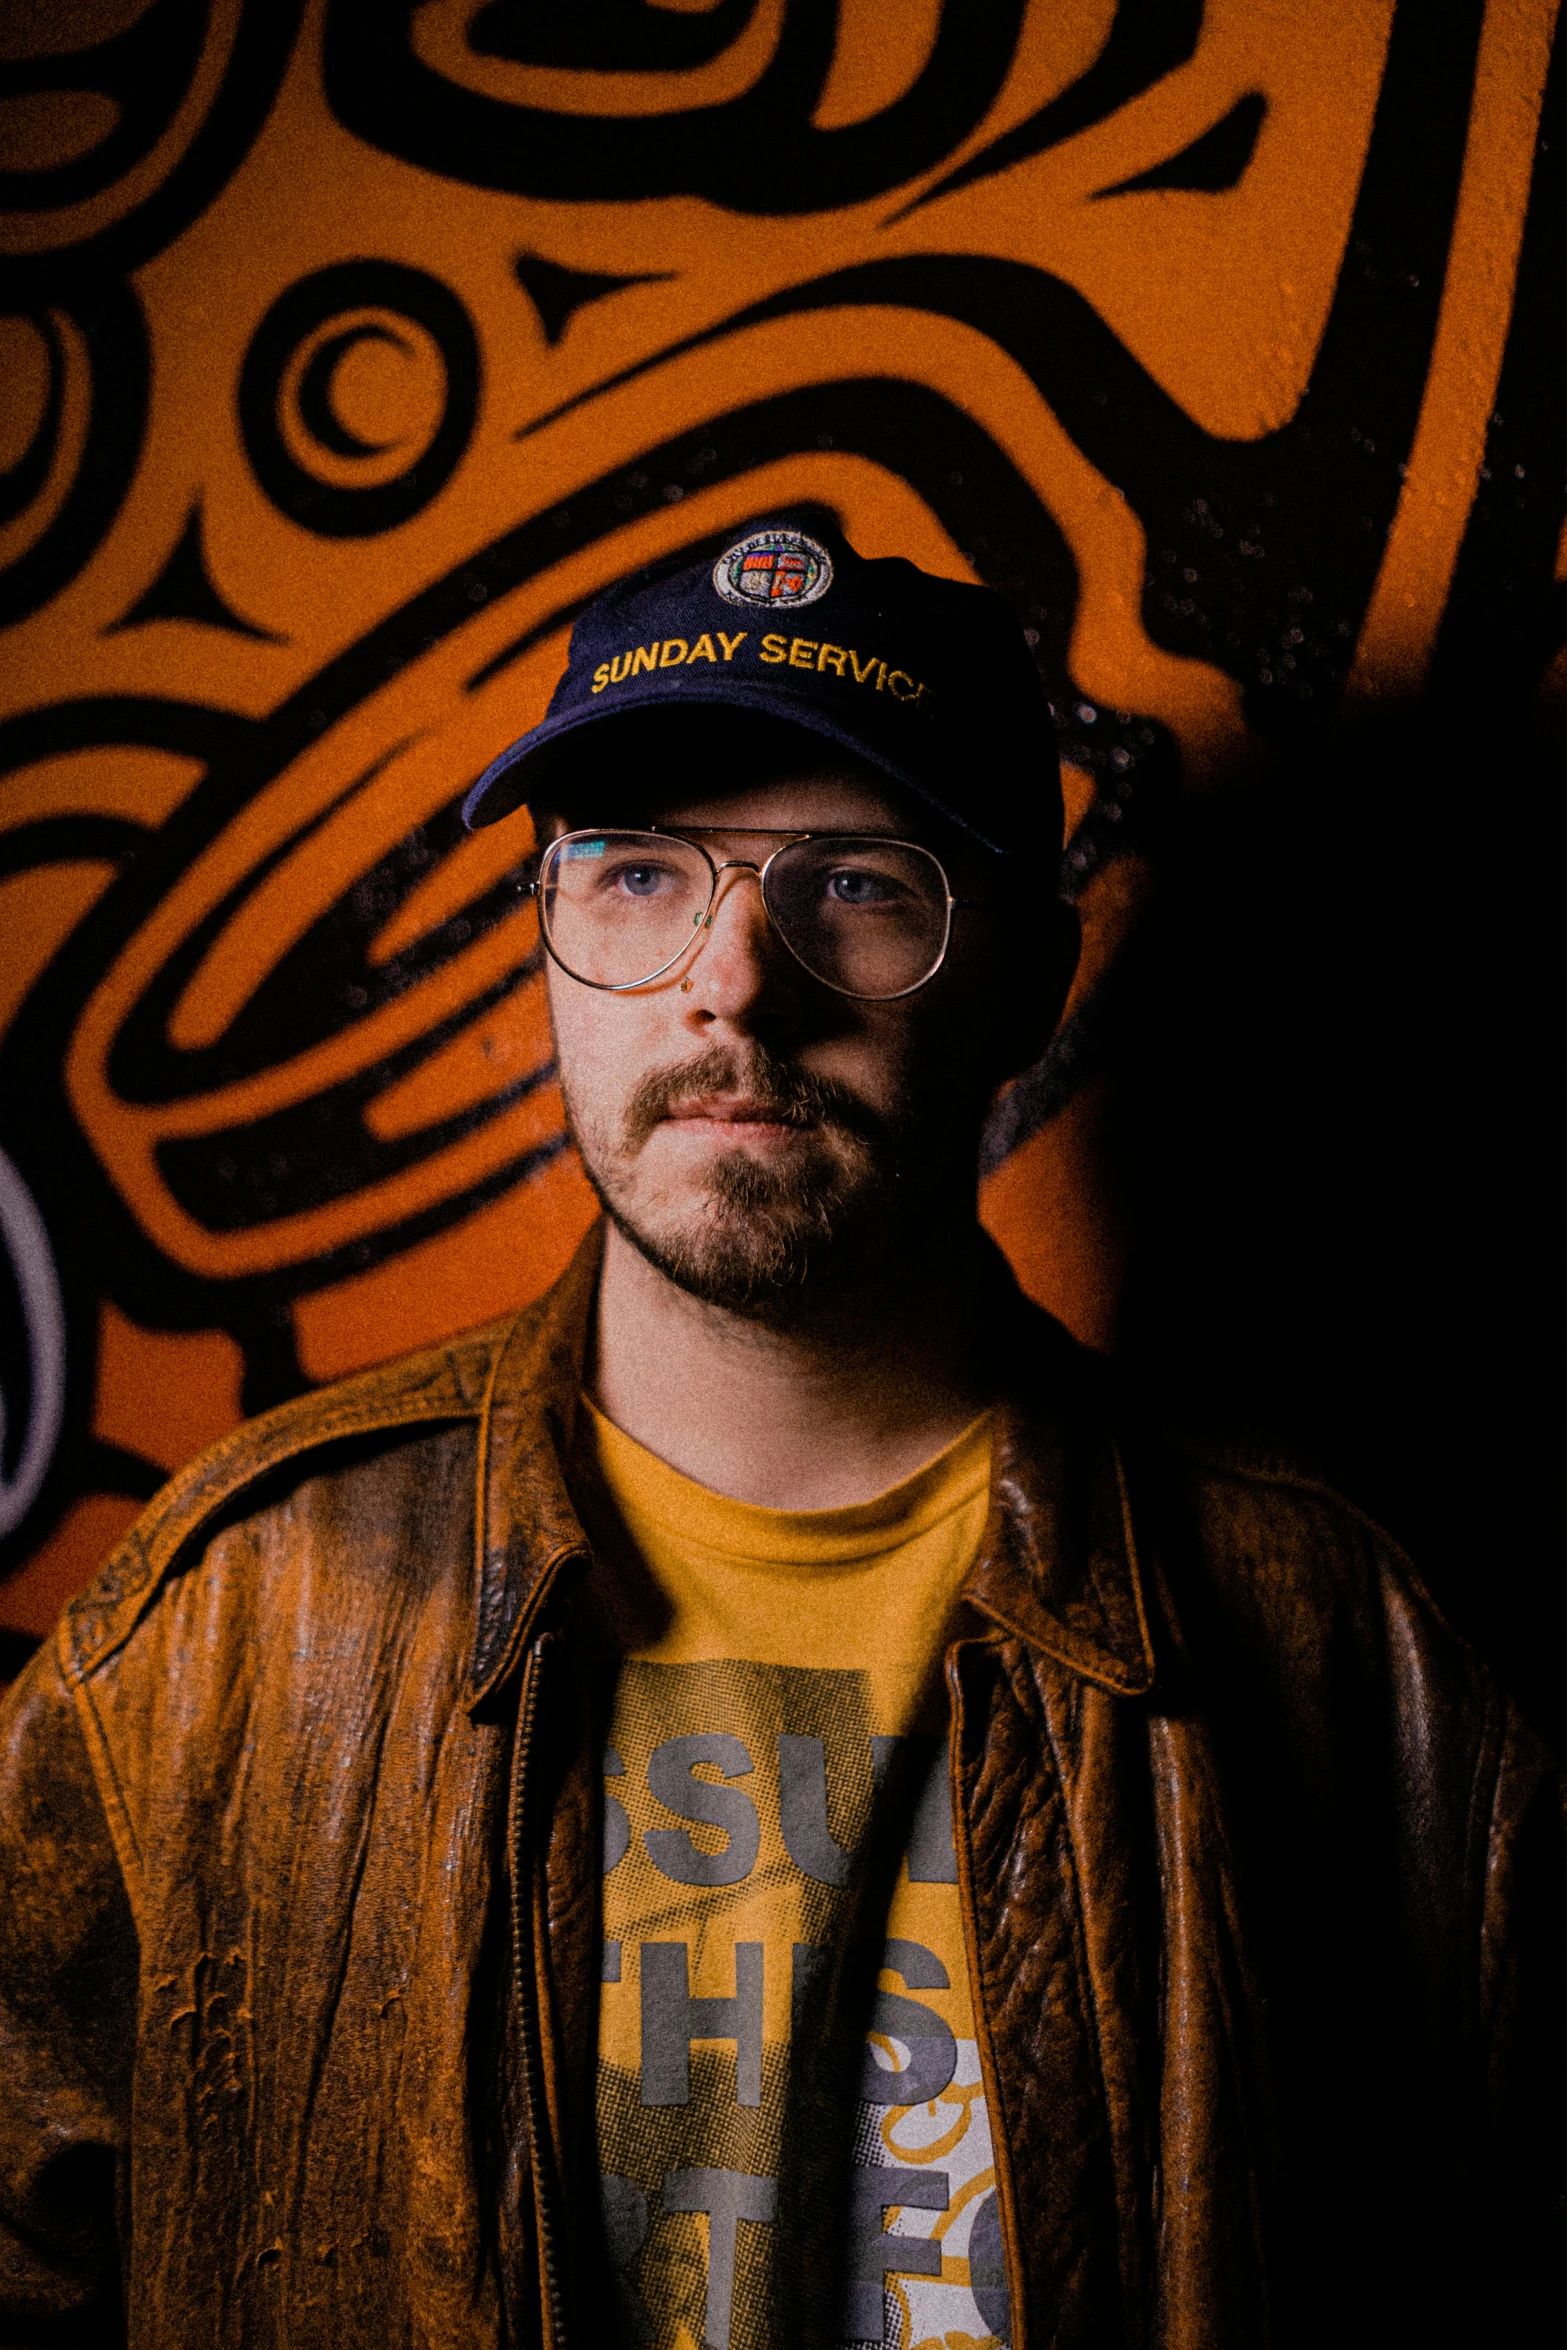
[679,862,798,1029]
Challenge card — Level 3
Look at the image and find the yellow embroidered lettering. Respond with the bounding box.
[610,651,633,683]
[759,634,787,663]
[875,661,888,691]
[658,638,688,667]
[849,648,878,685]
[591,662,610,694]
[817,643,848,676]
[718,631,749,659]
[788,637,818,669]
[687,633,717,663]
[888,669,916,699]
[630,644,659,677]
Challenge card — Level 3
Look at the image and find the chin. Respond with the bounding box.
[610,1142,894,1318]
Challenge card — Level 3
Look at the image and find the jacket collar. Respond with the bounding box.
[970,1368,1154,1696]
[468,1220,1154,1708]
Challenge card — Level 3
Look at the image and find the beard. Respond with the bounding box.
[563,1042,916,1318]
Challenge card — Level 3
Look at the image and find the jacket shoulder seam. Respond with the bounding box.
[1158,1435,1467,1649]
[1167,1438,1411,1552]
[61,1322,514,1685]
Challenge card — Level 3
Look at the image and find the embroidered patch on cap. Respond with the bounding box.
[712,527,833,610]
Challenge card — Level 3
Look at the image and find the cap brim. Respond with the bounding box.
[461,677,1011,854]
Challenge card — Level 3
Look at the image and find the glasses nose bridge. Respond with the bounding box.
[705,856,769,917]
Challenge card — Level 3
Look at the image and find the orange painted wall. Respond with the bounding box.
[3,1,1565,1674]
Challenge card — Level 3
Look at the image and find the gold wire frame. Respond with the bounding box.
[533,827,966,1000]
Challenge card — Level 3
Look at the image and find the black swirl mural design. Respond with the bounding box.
[0,0,305,286]
[0,281,147,627]
[324,0,1030,212]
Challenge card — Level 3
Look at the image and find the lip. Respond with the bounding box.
[661,1094,807,1133]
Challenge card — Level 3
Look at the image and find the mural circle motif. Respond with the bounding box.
[238,260,480,538]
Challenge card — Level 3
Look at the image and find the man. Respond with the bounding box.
[0,517,1561,2349]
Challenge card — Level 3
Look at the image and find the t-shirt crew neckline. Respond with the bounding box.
[578,1394,994,1569]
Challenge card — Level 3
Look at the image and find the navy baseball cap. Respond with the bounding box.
[462,515,1061,857]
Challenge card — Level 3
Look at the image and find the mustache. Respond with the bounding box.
[623,1046,887,1153]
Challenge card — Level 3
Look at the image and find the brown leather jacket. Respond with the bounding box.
[1,1228,1562,2348]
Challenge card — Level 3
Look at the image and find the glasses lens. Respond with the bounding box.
[763,836,951,999]
[540,831,713,987]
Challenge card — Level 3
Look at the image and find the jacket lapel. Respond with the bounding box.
[956,1288,1163,2339]
[468,1222,604,1709]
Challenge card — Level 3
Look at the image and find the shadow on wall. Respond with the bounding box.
[1109,703,1566,1759]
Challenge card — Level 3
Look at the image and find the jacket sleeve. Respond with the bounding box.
[0,1643,136,2346]
[1479,1697,1567,2319]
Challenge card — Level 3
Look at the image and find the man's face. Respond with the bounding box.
[542,748,1062,1316]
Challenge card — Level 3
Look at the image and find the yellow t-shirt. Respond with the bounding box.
[578,1398,1011,2350]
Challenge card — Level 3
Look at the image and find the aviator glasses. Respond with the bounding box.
[534,827,982,1001]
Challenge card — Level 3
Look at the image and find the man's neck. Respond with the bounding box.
[587,1217,999,1508]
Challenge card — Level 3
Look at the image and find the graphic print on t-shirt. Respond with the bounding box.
[597,1656,1009,2350]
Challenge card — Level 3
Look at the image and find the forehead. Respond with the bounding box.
[655,770,909,836]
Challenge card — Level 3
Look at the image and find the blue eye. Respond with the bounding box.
[825,867,896,905]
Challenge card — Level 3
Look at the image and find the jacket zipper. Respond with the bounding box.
[946,1642,1029,2350]
[510,1630,567,2350]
